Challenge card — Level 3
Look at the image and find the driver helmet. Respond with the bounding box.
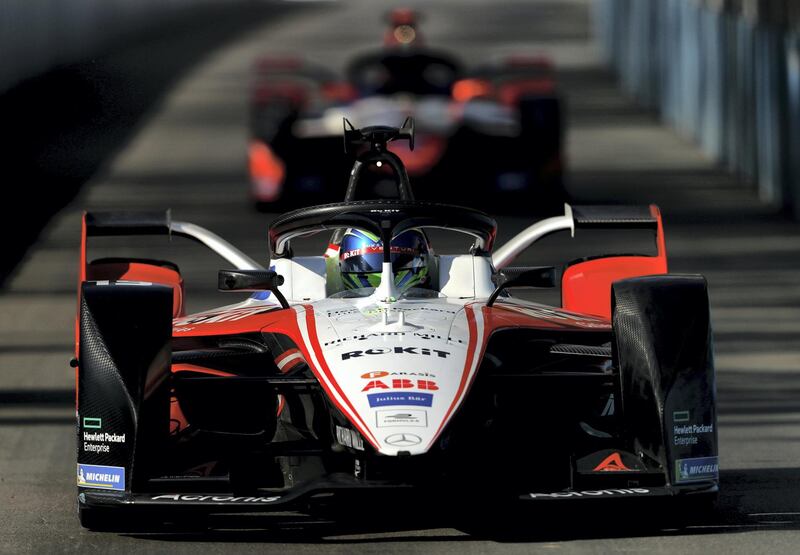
[339,228,432,292]
[384,8,421,47]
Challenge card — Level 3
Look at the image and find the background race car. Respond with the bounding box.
[248,9,565,213]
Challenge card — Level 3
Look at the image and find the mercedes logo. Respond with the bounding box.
[385,433,422,447]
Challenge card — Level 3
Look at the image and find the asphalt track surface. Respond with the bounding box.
[2,0,800,553]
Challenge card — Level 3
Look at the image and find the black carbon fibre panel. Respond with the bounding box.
[85,211,171,236]
[572,205,656,229]
[78,293,137,470]
[612,275,717,486]
[78,282,172,492]
[549,343,612,357]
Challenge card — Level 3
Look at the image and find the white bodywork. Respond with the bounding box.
[176,204,595,456]
[491,205,574,269]
[270,205,581,455]
[290,296,485,456]
[261,252,496,455]
[171,220,264,271]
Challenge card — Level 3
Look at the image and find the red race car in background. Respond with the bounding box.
[248,8,565,213]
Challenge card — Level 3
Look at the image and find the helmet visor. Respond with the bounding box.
[340,244,420,274]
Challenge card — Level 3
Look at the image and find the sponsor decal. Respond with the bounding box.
[673,422,714,446]
[360,371,436,379]
[376,409,427,428]
[150,494,280,503]
[399,307,459,314]
[675,456,718,483]
[362,379,438,392]
[363,371,390,379]
[77,464,125,491]
[82,417,102,429]
[367,392,433,408]
[342,244,416,259]
[326,308,360,318]
[82,430,126,454]
[323,331,446,346]
[341,346,450,360]
[384,433,422,447]
[335,425,364,451]
[673,410,690,423]
[593,452,633,472]
[529,488,650,499]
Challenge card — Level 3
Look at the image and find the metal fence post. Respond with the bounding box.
[786,33,800,217]
[594,0,800,219]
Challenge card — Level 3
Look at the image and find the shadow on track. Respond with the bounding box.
[0,1,317,286]
[113,468,800,545]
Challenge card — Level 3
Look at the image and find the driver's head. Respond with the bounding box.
[339,228,431,291]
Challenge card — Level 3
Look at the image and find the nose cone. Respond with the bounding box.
[299,299,487,456]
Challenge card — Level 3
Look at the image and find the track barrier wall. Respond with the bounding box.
[593,0,800,219]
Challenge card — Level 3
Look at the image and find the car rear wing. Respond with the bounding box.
[571,205,661,230]
[493,204,668,319]
[84,211,173,237]
[79,210,263,283]
[492,204,666,269]
[76,211,265,360]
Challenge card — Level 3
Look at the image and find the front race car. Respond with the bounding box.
[74,200,718,529]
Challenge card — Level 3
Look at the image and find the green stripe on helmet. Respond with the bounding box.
[395,267,428,292]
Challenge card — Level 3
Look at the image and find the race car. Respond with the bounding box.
[248,8,564,213]
[75,122,717,530]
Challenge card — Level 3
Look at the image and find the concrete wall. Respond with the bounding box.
[594,0,800,218]
[0,0,210,94]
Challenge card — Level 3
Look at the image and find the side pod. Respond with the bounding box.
[612,275,718,490]
[78,282,172,495]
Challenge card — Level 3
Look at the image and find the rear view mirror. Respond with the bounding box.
[218,270,288,309]
[487,266,556,307]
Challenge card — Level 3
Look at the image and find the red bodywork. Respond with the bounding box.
[561,205,667,320]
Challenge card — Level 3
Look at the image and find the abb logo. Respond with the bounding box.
[362,379,439,392]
